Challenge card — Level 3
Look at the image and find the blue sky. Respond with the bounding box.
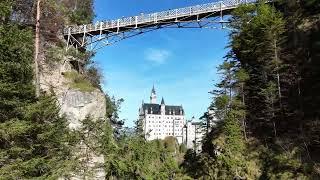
[93,0,229,127]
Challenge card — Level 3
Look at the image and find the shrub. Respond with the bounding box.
[84,66,102,89]
[63,71,95,92]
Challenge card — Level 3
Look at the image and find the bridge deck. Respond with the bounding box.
[63,0,257,38]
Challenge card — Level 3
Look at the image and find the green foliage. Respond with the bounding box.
[41,0,100,90]
[0,96,77,179]
[179,143,187,154]
[63,71,95,92]
[199,112,246,179]
[46,45,101,91]
[0,24,34,120]
[223,112,245,153]
[69,0,95,25]
[163,136,178,153]
[183,54,248,179]
[70,116,105,178]
[258,147,310,180]
[46,46,91,63]
[134,118,144,136]
[85,66,102,88]
[235,68,249,83]
[185,2,320,179]
[0,0,13,22]
[94,94,184,179]
[67,47,92,61]
[105,95,124,137]
[46,46,66,63]
[0,12,76,178]
[2,0,101,179]
[229,2,285,135]
[102,131,183,179]
[213,94,229,120]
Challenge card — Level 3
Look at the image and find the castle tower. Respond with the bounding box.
[150,85,157,104]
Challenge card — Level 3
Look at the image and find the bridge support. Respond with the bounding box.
[135,16,138,28]
[220,1,223,22]
[66,27,71,51]
[117,19,120,34]
[99,22,103,39]
[82,25,87,47]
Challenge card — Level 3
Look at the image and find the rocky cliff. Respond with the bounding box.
[39,50,106,179]
[39,53,106,123]
[11,0,106,178]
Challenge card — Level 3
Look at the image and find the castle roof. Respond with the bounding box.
[142,103,184,115]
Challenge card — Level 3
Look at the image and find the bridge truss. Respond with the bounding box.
[64,0,258,51]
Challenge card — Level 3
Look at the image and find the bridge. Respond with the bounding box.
[64,0,259,51]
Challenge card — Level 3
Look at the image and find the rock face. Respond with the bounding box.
[39,57,106,126]
[39,56,106,179]
[60,89,106,129]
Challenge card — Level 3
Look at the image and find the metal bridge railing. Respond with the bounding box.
[64,0,258,36]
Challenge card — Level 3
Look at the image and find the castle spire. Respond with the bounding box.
[161,97,165,105]
[150,85,157,104]
[151,84,156,94]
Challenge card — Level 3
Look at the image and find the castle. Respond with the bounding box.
[138,86,185,143]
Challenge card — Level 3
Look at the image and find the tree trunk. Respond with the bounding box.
[34,0,41,97]
[274,39,282,108]
[271,97,277,138]
[229,72,232,108]
[241,83,247,141]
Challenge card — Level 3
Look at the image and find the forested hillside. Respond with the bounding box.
[183,1,320,179]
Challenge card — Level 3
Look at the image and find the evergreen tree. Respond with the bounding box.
[0,2,76,178]
[105,95,124,138]
[186,2,320,179]
[229,3,286,140]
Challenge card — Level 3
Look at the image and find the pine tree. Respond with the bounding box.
[235,68,249,140]
[105,95,124,138]
[185,1,320,179]
[229,3,286,140]
[0,2,76,178]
